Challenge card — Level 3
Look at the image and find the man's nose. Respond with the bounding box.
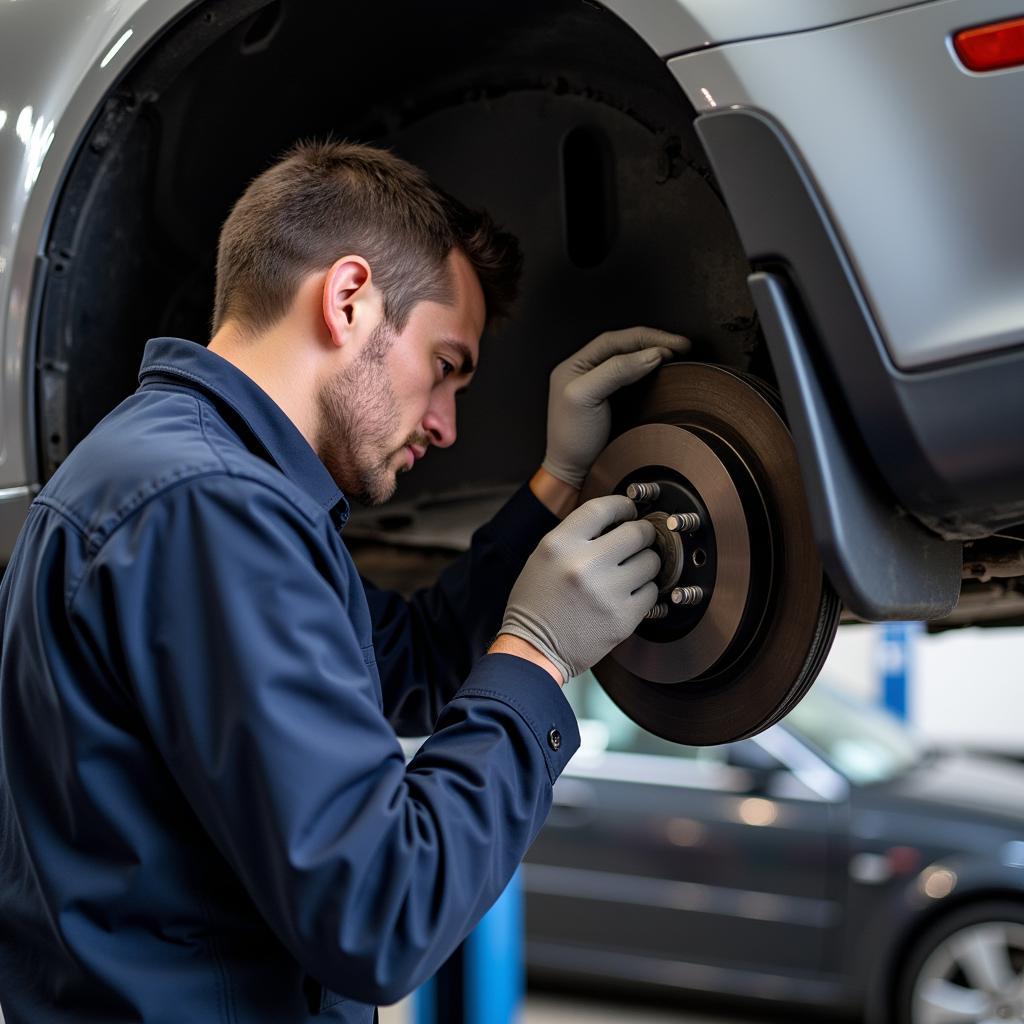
[422,395,457,449]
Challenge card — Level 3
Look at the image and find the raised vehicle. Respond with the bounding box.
[2,0,1023,743]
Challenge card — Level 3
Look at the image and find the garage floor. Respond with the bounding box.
[380,993,771,1023]
[1,994,772,1024]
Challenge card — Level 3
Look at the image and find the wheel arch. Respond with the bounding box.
[27,0,764,519]
[867,884,1024,1024]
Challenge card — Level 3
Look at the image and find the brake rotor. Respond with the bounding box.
[580,363,840,745]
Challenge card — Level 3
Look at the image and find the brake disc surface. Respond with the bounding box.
[580,363,840,745]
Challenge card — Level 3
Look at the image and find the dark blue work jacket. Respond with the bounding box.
[0,338,579,1023]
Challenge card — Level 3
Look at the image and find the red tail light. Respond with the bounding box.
[954,16,1024,72]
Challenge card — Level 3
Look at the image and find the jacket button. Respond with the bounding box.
[547,728,561,751]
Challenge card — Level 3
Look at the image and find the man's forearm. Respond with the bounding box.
[488,633,564,686]
[528,466,580,520]
[368,479,566,731]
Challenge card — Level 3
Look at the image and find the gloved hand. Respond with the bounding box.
[542,327,690,489]
[498,495,661,684]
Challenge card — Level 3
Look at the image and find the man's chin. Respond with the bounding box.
[360,468,400,507]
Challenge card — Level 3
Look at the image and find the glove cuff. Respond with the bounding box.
[540,456,586,491]
[496,620,574,685]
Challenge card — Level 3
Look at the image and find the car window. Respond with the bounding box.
[783,684,921,784]
[566,671,724,763]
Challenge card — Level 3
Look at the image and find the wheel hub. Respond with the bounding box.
[586,423,753,681]
[643,510,688,595]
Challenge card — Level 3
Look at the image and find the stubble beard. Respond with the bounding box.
[315,321,407,507]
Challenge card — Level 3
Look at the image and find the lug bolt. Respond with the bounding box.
[644,602,670,620]
[666,512,701,534]
[670,586,705,607]
[626,482,661,503]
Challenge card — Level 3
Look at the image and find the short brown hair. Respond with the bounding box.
[213,140,522,334]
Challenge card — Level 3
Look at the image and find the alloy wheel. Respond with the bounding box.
[912,921,1024,1023]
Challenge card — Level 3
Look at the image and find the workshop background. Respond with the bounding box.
[4,2,1024,1023]
[3,621,1023,1024]
[377,622,1024,1024]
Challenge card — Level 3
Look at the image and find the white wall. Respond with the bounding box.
[819,624,878,704]
[821,623,1024,754]
[914,628,1024,752]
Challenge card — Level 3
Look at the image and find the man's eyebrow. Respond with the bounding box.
[441,338,476,376]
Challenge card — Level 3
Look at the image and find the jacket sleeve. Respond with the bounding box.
[362,482,560,736]
[69,473,578,1007]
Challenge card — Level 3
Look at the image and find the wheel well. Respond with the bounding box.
[35,0,760,499]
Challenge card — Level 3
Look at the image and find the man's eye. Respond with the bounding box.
[439,358,455,379]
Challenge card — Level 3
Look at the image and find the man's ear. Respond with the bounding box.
[322,256,372,348]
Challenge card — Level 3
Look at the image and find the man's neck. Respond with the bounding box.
[208,323,320,451]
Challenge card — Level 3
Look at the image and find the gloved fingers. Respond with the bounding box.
[566,347,675,407]
[567,326,690,373]
[617,547,662,590]
[560,494,638,540]
[594,518,657,562]
[629,580,661,614]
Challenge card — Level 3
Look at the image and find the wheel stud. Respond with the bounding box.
[644,602,670,620]
[666,512,701,534]
[626,482,661,503]
[670,586,705,607]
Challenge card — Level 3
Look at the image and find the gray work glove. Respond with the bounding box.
[499,495,661,684]
[542,327,691,489]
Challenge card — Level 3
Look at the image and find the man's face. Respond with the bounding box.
[315,249,485,505]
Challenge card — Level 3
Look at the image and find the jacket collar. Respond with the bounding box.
[137,337,350,528]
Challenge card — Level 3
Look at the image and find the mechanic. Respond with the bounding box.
[0,141,688,1024]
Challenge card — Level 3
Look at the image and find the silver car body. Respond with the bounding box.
[665,0,1024,371]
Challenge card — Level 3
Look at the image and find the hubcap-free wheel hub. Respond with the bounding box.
[579,363,840,745]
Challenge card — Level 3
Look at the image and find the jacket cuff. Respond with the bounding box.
[456,653,580,783]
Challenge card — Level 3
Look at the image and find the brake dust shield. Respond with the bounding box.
[579,363,840,745]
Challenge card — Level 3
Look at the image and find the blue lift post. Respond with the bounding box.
[412,868,524,1024]
[879,621,921,721]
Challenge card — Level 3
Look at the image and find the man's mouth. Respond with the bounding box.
[402,445,423,469]
[398,443,428,472]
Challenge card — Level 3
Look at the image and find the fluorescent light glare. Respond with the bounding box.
[15,105,32,144]
[100,28,133,69]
